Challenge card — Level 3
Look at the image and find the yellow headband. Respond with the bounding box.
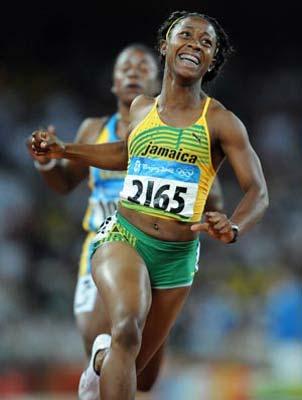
[165,17,185,40]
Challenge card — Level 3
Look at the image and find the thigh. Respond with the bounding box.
[136,286,191,374]
[91,241,152,329]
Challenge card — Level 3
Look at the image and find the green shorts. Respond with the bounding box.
[91,213,200,289]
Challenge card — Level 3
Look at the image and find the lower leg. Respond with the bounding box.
[136,287,190,376]
[98,318,143,400]
[137,343,165,392]
[78,334,111,400]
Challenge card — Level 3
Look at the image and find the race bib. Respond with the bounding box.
[120,157,201,218]
[89,198,118,228]
[73,275,97,314]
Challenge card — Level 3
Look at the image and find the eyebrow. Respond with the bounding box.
[178,24,214,38]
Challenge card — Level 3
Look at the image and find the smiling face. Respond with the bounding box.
[161,16,218,83]
[112,47,159,106]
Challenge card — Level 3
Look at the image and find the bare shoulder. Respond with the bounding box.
[129,94,156,129]
[131,94,155,110]
[75,116,109,144]
[207,98,248,142]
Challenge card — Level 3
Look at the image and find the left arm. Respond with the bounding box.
[192,110,269,242]
[219,111,269,235]
[204,176,224,213]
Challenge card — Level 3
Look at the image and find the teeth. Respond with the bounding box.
[179,54,199,65]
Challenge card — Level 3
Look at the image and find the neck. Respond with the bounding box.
[117,100,131,125]
[160,71,205,109]
[115,100,131,141]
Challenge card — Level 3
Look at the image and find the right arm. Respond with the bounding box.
[31,95,155,172]
[31,128,128,171]
[27,118,106,194]
[60,140,128,170]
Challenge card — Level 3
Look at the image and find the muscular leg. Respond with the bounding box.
[77,288,165,393]
[92,241,152,400]
[75,263,163,395]
[136,288,175,392]
[86,285,189,397]
[136,286,191,375]
[137,342,165,392]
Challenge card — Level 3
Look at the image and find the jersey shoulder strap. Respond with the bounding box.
[95,115,110,143]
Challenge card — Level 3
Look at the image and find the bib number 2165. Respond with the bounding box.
[127,179,187,214]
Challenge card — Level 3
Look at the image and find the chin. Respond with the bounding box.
[122,92,142,104]
[177,70,201,84]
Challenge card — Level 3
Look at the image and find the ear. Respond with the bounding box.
[208,58,216,72]
[111,85,116,94]
[160,40,167,57]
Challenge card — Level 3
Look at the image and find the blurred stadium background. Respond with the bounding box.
[0,1,302,399]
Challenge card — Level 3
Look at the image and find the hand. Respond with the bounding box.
[31,126,65,159]
[190,211,236,243]
[26,125,56,164]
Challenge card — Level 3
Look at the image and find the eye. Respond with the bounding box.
[139,64,150,74]
[201,39,213,48]
[119,64,131,73]
[179,31,191,38]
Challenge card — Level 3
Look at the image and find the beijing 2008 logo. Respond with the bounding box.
[134,160,141,174]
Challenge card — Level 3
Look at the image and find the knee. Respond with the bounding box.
[111,316,142,352]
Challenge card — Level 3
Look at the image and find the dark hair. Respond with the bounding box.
[156,10,234,84]
[114,43,159,71]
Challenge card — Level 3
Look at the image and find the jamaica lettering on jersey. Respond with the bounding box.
[120,97,216,222]
[82,114,126,232]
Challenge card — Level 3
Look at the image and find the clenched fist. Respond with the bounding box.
[31,128,66,159]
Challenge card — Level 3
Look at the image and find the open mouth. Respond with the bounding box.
[178,53,200,66]
[124,83,143,91]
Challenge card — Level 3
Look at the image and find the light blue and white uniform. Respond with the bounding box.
[74,114,126,314]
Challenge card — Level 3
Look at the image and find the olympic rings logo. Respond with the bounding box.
[176,168,194,178]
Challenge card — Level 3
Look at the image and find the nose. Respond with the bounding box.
[187,37,202,51]
[126,66,140,78]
